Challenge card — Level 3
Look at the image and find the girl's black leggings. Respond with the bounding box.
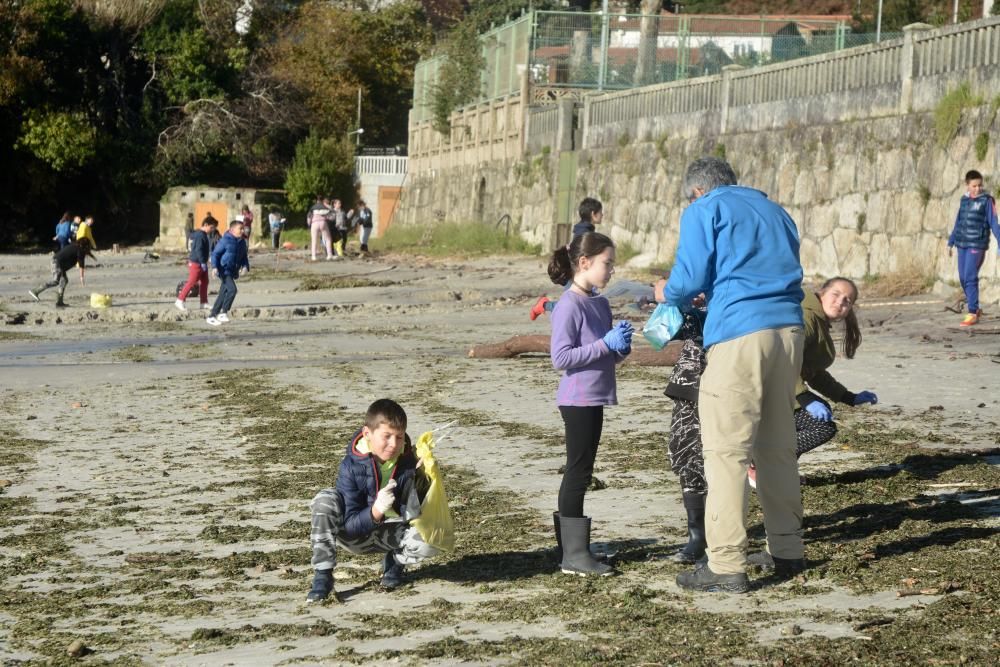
[558,405,604,518]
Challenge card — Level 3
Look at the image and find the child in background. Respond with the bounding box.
[548,231,632,577]
[308,197,333,261]
[268,208,285,249]
[530,197,604,320]
[947,169,1000,326]
[53,212,72,249]
[240,204,254,241]
[69,215,82,241]
[306,399,439,603]
[175,215,218,311]
[206,220,249,326]
[29,239,98,308]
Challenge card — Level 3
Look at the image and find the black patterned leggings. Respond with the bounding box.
[669,403,839,493]
[793,407,838,458]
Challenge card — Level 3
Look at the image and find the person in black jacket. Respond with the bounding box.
[305,399,438,603]
[530,197,604,320]
[29,239,98,307]
[175,215,218,311]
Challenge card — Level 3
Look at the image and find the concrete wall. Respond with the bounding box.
[397,16,1000,303]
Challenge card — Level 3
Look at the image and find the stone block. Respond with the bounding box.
[816,234,839,278]
[832,227,868,277]
[831,151,856,196]
[837,193,866,230]
[805,203,838,239]
[868,233,891,275]
[799,237,820,276]
[793,170,816,207]
[865,192,883,231]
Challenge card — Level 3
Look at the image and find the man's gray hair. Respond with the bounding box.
[684,157,738,195]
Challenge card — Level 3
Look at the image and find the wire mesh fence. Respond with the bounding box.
[411,10,903,121]
[530,11,897,90]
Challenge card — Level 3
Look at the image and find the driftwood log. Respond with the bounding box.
[468,335,683,366]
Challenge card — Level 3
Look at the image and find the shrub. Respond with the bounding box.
[918,184,932,208]
[861,264,935,298]
[934,82,983,145]
[375,221,540,257]
[283,133,356,212]
[975,132,990,161]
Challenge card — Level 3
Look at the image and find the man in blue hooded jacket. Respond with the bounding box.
[655,156,805,592]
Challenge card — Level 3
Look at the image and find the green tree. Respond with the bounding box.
[284,133,356,212]
[429,19,484,134]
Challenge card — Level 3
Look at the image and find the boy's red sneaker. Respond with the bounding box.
[529,296,550,321]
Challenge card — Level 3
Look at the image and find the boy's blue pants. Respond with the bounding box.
[957,247,986,313]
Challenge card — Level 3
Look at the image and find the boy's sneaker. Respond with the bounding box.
[200,302,210,310]
[959,310,981,327]
[28,290,39,302]
[747,464,757,489]
[217,313,230,323]
[206,316,222,326]
[305,569,334,603]
[174,299,186,311]
[676,562,749,593]
[529,296,550,321]
[380,552,405,590]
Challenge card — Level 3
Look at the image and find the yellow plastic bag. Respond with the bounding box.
[409,430,455,552]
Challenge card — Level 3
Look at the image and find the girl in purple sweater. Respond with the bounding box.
[549,232,633,576]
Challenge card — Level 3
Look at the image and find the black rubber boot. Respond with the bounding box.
[55,297,67,308]
[559,516,615,576]
[305,569,334,603]
[676,563,749,593]
[554,511,610,564]
[671,492,707,564]
[381,552,405,590]
[747,551,806,579]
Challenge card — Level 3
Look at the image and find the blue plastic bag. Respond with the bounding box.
[642,303,684,350]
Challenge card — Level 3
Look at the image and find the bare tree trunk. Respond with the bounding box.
[633,0,664,86]
[469,335,684,366]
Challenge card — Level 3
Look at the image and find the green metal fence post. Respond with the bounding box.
[676,16,690,80]
[597,0,610,91]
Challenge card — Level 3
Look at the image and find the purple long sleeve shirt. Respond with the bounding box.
[550,290,619,406]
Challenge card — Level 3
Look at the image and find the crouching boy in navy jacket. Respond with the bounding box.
[306,399,439,603]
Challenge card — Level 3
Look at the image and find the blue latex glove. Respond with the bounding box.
[805,401,832,422]
[603,326,631,353]
[853,391,878,405]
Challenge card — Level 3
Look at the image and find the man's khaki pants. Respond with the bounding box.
[698,326,805,574]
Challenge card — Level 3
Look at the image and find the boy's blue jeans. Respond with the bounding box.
[210,275,238,317]
[957,247,986,313]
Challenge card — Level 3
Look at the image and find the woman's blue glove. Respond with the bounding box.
[603,326,631,353]
[853,391,878,405]
[805,400,832,422]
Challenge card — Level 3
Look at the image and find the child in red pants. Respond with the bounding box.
[175,216,218,311]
